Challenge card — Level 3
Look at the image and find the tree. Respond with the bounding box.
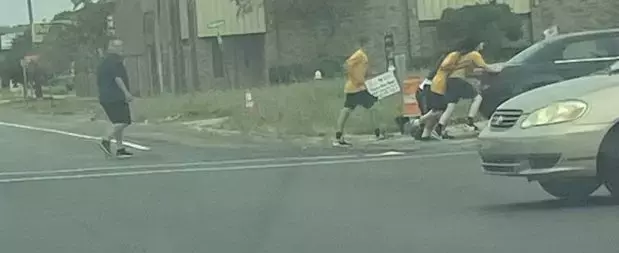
[437,3,523,61]
[0,26,37,83]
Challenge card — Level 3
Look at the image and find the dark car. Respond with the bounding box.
[479,28,619,118]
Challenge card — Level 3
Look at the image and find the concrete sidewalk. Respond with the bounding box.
[0,106,483,155]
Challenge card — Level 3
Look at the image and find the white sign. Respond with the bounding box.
[244,90,254,108]
[1,32,19,50]
[365,71,401,100]
[207,20,225,29]
[543,25,559,40]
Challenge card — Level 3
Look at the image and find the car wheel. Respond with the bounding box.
[597,125,619,197]
[538,179,601,200]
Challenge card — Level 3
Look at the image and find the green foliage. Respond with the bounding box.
[0,0,114,85]
[41,2,114,74]
[0,31,32,84]
[437,3,523,60]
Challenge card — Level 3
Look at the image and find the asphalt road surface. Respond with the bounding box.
[1,124,619,253]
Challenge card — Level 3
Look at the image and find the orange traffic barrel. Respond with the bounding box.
[402,76,422,118]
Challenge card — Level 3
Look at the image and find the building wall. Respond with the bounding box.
[530,0,619,41]
[112,0,189,95]
[263,0,420,81]
[111,0,619,95]
[182,33,266,90]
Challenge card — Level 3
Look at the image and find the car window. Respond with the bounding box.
[562,37,619,60]
[506,41,548,64]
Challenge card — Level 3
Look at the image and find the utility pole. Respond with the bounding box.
[187,0,200,91]
[170,0,186,94]
[23,0,34,101]
[27,0,34,46]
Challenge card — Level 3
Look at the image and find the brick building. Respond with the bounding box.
[530,0,619,40]
[108,0,619,95]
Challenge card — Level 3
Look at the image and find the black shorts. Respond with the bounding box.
[415,85,430,114]
[100,101,132,124]
[427,91,447,111]
[344,90,378,109]
[445,78,476,104]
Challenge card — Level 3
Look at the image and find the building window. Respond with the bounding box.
[212,41,224,78]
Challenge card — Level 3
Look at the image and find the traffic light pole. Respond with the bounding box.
[384,31,395,71]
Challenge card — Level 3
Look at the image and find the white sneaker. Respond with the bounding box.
[332,138,353,147]
[465,123,481,132]
[411,119,421,127]
[430,130,443,140]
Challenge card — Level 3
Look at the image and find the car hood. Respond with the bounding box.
[498,74,619,113]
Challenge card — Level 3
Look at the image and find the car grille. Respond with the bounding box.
[490,109,523,129]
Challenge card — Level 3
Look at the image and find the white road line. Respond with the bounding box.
[0,151,477,183]
[0,121,151,151]
[0,154,366,176]
[0,151,472,177]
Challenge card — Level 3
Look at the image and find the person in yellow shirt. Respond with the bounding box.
[413,39,497,140]
[436,41,499,138]
[334,37,382,147]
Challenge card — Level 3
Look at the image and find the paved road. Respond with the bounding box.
[1,125,619,253]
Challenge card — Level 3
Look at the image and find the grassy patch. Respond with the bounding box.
[133,78,406,136]
[1,77,473,137]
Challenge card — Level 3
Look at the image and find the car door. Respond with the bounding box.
[553,34,619,80]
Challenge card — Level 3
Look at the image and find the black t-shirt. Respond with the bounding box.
[97,54,129,103]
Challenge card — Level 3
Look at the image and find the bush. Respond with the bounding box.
[437,2,523,60]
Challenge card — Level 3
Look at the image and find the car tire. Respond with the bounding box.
[538,179,601,200]
[597,125,619,198]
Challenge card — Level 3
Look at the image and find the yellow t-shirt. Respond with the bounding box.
[344,49,369,94]
[430,51,488,95]
[450,51,488,79]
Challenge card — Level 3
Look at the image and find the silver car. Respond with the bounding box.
[478,62,619,200]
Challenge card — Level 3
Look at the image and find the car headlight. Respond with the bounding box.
[520,100,587,129]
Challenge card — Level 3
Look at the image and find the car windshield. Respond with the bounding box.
[506,41,548,64]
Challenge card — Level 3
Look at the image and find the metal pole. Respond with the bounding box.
[170,0,186,94]
[25,0,34,101]
[187,0,200,91]
[27,0,34,46]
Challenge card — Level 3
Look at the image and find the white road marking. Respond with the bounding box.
[0,151,477,183]
[375,151,406,156]
[0,121,151,151]
[0,154,367,176]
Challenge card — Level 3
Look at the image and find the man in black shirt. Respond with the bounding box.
[97,39,134,158]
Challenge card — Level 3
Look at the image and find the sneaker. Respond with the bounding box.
[465,123,480,132]
[375,129,389,141]
[99,139,112,156]
[332,138,353,147]
[441,132,456,140]
[116,148,134,158]
[430,130,443,140]
[419,136,440,142]
[411,119,421,128]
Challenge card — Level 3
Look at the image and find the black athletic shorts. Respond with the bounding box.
[445,78,476,104]
[100,101,132,124]
[416,85,430,115]
[426,91,447,111]
[344,90,378,109]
